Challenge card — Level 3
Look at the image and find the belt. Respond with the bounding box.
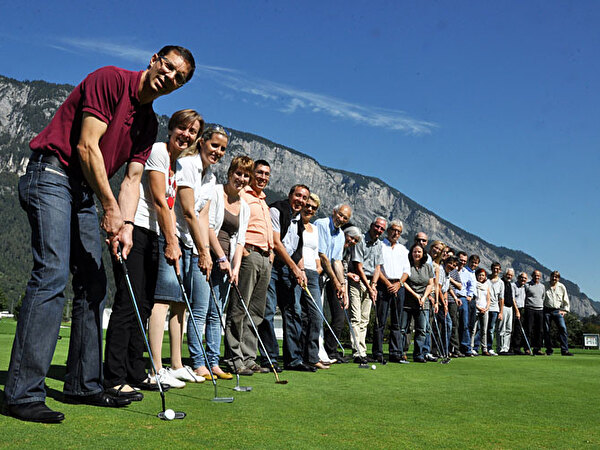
[30,151,68,172]
[244,244,270,257]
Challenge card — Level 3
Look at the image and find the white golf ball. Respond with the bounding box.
[164,408,175,420]
[371,364,376,370]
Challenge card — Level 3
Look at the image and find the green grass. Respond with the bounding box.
[1,319,599,449]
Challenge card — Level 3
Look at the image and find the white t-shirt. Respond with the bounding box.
[134,142,171,234]
[475,280,491,310]
[302,225,319,271]
[174,154,216,251]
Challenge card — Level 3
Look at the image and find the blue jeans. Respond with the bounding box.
[6,160,106,404]
[300,269,323,364]
[457,297,471,353]
[543,308,569,353]
[373,288,405,358]
[187,252,211,369]
[487,311,499,351]
[206,270,230,367]
[435,309,452,356]
[401,308,428,360]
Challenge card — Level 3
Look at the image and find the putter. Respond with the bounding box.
[432,313,450,364]
[208,278,251,392]
[116,246,185,420]
[517,317,534,356]
[302,285,345,356]
[175,269,234,403]
[232,283,288,385]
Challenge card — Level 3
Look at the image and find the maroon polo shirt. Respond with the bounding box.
[30,66,157,178]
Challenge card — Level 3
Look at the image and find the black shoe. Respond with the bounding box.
[512,349,524,355]
[105,385,144,402]
[234,367,254,376]
[133,380,171,392]
[286,363,317,372]
[498,351,514,356]
[546,350,554,356]
[64,391,131,408]
[365,356,378,363]
[533,350,545,356]
[353,356,367,364]
[455,351,465,358]
[413,357,427,363]
[8,402,64,423]
[263,363,283,373]
[561,351,574,356]
[388,355,402,363]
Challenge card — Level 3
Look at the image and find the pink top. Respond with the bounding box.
[30,66,157,178]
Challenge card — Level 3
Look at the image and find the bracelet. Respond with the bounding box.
[124,220,134,227]
[217,255,228,263]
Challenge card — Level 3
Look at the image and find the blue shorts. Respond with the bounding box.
[153,236,193,303]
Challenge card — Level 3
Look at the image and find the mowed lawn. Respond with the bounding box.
[0,320,599,449]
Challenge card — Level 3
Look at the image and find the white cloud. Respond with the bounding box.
[53,38,437,134]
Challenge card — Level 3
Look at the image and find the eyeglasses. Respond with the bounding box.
[158,55,188,87]
[202,123,231,140]
[417,238,428,242]
[389,228,402,234]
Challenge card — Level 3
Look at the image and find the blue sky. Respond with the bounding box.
[1,1,599,301]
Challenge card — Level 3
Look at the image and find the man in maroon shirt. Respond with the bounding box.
[5,45,195,423]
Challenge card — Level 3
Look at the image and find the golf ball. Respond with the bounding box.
[164,409,175,420]
[371,364,376,370]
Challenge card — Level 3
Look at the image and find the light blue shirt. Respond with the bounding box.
[315,217,344,261]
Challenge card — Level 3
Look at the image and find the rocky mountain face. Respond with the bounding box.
[1,74,597,316]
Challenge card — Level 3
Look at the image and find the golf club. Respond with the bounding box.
[175,269,234,403]
[517,316,534,356]
[432,311,450,364]
[302,284,345,356]
[116,246,185,420]
[208,278,252,392]
[232,283,288,385]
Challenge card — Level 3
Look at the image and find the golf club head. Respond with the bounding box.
[158,411,186,420]
[234,386,253,392]
[358,363,369,369]
[212,397,234,403]
[440,358,451,365]
[275,380,289,384]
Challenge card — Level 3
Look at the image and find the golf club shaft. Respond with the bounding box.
[518,316,533,354]
[116,247,166,409]
[302,285,344,354]
[232,283,284,383]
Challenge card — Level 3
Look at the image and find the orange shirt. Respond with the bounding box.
[240,186,273,251]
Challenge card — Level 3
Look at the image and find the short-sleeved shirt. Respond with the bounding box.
[405,264,434,309]
[240,186,273,252]
[174,154,216,251]
[513,282,526,308]
[134,142,170,234]
[488,278,505,312]
[315,217,344,261]
[350,232,383,277]
[381,239,410,280]
[30,66,157,178]
[270,207,301,257]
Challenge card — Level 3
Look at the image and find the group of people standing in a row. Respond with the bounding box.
[3,45,574,425]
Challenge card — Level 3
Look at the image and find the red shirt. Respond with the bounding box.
[30,66,157,178]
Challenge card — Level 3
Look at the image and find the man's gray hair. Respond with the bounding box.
[505,268,515,276]
[371,216,387,226]
[388,219,403,230]
[333,203,350,212]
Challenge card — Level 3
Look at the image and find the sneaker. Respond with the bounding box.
[488,350,498,356]
[561,351,574,356]
[469,350,478,356]
[425,353,438,362]
[148,368,186,388]
[169,366,205,383]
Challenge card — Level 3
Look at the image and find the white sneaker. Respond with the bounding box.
[169,366,205,383]
[469,350,478,356]
[149,368,186,388]
[488,350,498,356]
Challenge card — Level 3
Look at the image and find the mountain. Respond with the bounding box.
[0,74,597,316]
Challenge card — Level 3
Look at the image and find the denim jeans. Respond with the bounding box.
[206,270,229,367]
[543,308,569,353]
[457,297,471,353]
[373,288,405,358]
[435,308,452,356]
[486,311,499,351]
[470,310,488,352]
[6,160,107,404]
[300,269,323,364]
[187,252,211,369]
[401,307,428,360]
